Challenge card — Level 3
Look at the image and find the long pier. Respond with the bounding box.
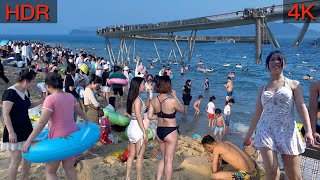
[125,34,268,44]
[97,0,320,64]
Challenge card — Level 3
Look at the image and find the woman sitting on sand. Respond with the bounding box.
[148,76,184,180]
[1,68,43,180]
[126,77,150,180]
[22,73,90,180]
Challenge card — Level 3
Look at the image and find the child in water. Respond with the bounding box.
[193,95,203,116]
[206,96,216,127]
[223,98,235,134]
[214,108,226,142]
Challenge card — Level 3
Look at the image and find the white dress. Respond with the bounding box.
[254,79,305,155]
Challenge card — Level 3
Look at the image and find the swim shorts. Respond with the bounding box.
[208,113,214,119]
[113,87,123,96]
[227,91,233,96]
[232,168,257,180]
[214,126,224,133]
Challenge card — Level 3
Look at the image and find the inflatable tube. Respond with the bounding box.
[192,134,201,139]
[22,122,99,163]
[125,126,154,140]
[199,68,214,72]
[170,75,174,80]
[105,104,115,112]
[107,78,129,86]
[223,64,230,67]
[103,108,130,126]
[235,65,243,68]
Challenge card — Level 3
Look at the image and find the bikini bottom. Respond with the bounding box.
[157,126,179,141]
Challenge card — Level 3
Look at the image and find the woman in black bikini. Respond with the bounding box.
[148,76,184,180]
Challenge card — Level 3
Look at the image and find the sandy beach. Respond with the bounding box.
[0,65,270,180]
[0,66,212,180]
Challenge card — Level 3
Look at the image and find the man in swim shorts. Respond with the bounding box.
[201,135,257,180]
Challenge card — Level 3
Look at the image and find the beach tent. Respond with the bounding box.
[0,40,9,46]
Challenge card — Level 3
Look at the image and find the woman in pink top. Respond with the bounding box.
[22,73,90,180]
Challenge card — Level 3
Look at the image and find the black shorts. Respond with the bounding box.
[113,87,123,96]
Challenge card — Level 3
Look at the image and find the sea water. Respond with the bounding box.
[3,35,320,146]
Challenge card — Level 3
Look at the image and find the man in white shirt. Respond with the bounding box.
[75,54,84,69]
[21,43,27,65]
[95,58,103,77]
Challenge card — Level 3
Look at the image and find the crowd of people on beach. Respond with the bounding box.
[1,42,320,180]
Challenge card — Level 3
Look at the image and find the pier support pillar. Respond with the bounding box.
[255,18,262,64]
[292,18,311,47]
[264,22,280,48]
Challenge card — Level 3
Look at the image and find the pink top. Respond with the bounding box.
[43,93,78,139]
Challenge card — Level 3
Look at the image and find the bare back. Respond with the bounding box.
[226,81,233,92]
[151,96,177,127]
[216,141,255,172]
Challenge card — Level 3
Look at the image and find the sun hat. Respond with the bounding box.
[79,64,89,74]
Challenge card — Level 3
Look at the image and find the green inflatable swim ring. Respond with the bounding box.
[125,126,154,140]
[103,108,130,126]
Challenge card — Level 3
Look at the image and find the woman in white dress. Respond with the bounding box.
[243,51,314,180]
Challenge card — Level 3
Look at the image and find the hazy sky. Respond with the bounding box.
[0,0,319,35]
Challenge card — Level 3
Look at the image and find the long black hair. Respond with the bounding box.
[126,77,144,115]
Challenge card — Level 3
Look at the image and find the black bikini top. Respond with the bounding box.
[156,96,177,119]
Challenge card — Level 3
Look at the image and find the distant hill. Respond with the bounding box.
[70,22,320,38]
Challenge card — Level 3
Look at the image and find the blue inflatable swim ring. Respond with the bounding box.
[22,122,100,163]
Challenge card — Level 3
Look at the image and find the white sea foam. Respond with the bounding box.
[229,121,249,134]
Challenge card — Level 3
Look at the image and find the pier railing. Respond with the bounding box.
[96,4,284,37]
